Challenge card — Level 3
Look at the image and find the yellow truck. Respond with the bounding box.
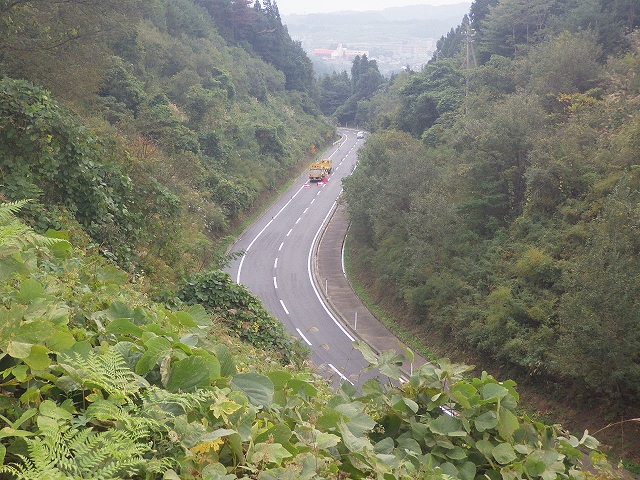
[308,158,332,182]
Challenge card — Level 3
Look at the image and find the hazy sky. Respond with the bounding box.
[277,0,470,16]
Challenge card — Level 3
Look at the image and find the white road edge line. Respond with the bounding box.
[280,299,289,315]
[328,363,354,385]
[296,328,312,346]
[341,233,347,276]
[307,193,356,343]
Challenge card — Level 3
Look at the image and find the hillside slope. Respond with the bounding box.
[342,0,640,465]
[0,0,335,292]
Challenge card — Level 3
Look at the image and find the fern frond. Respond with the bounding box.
[58,349,141,401]
[0,200,71,256]
[2,422,153,479]
[0,199,30,222]
[144,385,217,414]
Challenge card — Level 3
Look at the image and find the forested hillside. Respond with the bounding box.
[1,0,334,292]
[0,0,637,477]
[342,0,640,463]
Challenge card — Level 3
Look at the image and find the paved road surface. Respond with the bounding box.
[226,128,427,388]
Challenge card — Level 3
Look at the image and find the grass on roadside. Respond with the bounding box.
[342,230,439,365]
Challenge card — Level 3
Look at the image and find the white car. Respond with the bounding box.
[356,131,365,139]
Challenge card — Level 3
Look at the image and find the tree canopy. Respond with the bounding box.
[342,0,640,463]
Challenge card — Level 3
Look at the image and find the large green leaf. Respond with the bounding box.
[429,414,467,437]
[0,427,35,440]
[96,264,127,285]
[0,305,23,350]
[17,279,43,302]
[39,399,73,420]
[16,318,56,344]
[201,463,237,480]
[201,428,238,442]
[475,410,498,432]
[445,446,468,460]
[255,423,292,447]
[165,355,211,392]
[215,344,236,377]
[492,442,517,464]
[579,430,600,450]
[106,317,144,337]
[353,340,378,364]
[267,370,292,390]
[192,350,221,381]
[482,383,509,402]
[475,439,494,457]
[497,408,519,441]
[524,457,547,477]
[458,460,477,480]
[108,301,135,320]
[135,336,171,375]
[449,382,478,409]
[338,417,372,452]
[248,441,292,466]
[188,304,211,327]
[46,329,76,351]
[7,341,50,370]
[172,311,198,328]
[231,373,274,408]
[315,432,341,449]
[45,230,71,257]
[335,402,377,437]
[287,378,317,398]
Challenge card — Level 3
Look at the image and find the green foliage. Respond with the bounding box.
[98,58,147,116]
[318,70,351,116]
[396,60,464,138]
[342,0,640,425]
[176,270,305,365]
[0,0,140,100]
[0,200,71,257]
[0,77,141,263]
[0,0,335,289]
[327,55,386,126]
[0,203,618,478]
[554,170,640,400]
[525,31,603,100]
[201,0,316,96]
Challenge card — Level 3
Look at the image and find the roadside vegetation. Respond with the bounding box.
[341,0,640,465]
[0,203,617,477]
[0,0,638,476]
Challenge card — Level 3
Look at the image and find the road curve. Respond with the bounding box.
[225,128,375,388]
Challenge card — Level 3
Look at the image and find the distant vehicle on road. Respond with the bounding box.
[356,131,365,139]
[308,158,332,181]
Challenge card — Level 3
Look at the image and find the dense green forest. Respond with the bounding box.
[0,0,638,476]
[0,0,334,293]
[341,0,640,464]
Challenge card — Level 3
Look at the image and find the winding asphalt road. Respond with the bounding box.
[225,128,375,388]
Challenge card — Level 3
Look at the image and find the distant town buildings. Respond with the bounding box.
[312,43,370,59]
[307,39,435,75]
